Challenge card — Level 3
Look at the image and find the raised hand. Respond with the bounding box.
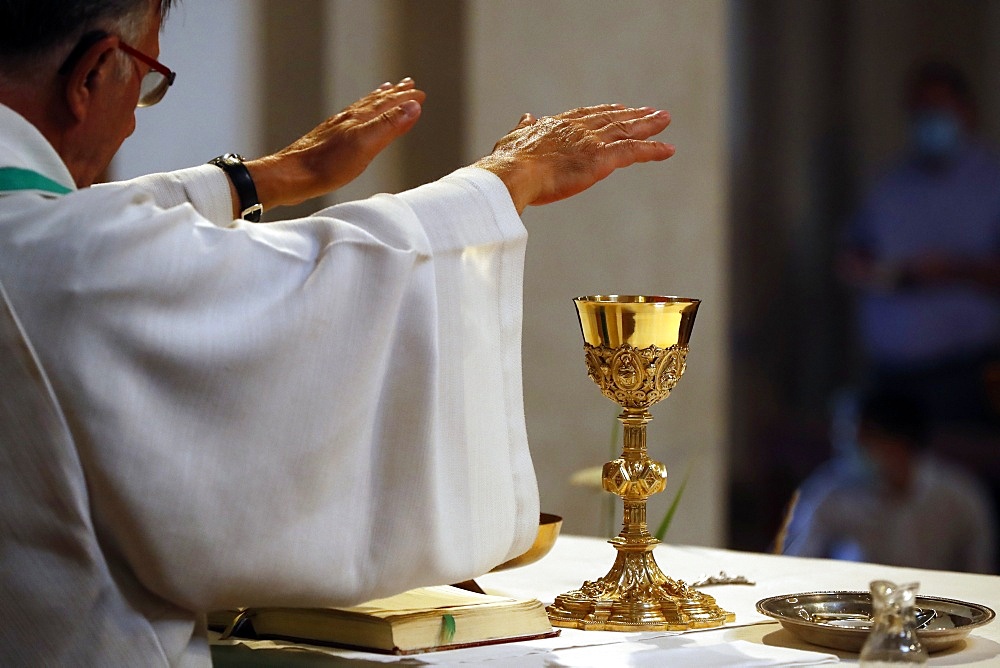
[247,78,426,211]
[475,104,675,213]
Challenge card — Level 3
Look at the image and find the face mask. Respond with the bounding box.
[910,110,963,160]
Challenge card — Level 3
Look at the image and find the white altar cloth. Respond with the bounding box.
[211,535,1000,666]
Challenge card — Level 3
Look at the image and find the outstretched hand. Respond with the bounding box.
[242,92,672,218]
[246,78,425,212]
[475,104,675,213]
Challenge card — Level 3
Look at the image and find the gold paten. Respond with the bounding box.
[547,295,734,631]
[492,513,563,572]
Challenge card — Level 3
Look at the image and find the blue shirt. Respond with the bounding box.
[849,143,1000,364]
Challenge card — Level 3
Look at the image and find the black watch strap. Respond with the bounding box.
[209,153,262,222]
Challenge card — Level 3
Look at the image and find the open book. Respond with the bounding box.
[215,585,558,655]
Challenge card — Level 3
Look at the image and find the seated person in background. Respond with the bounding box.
[782,389,996,573]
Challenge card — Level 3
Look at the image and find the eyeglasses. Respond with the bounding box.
[58,30,176,108]
[116,39,175,107]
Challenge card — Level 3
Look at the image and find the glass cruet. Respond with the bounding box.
[860,580,928,666]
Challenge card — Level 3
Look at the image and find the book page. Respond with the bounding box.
[348,586,519,616]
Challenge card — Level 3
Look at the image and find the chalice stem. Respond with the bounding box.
[615,409,658,545]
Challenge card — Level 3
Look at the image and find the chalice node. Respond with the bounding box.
[546,295,734,631]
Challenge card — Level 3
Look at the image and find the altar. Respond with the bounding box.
[211,534,1000,666]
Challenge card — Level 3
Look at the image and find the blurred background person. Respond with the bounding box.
[839,61,1000,429]
[782,389,996,573]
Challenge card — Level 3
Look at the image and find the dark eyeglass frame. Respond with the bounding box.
[58,30,176,107]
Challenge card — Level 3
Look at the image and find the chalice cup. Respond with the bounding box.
[547,295,734,631]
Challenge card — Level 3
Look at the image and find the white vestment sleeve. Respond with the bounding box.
[1,166,538,612]
[93,164,235,228]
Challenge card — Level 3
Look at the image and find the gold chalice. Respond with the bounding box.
[546,295,734,631]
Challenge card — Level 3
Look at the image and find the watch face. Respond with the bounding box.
[214,154,243,167]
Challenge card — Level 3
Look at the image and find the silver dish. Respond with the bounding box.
[756,591,995,653]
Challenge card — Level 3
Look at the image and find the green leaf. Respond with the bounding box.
[653,462,692,541]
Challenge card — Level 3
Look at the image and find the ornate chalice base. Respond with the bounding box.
[546,407,734,631]
[548,313,733,631]
[546,543,734,630]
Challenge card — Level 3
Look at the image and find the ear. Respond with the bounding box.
[62,34,120,123]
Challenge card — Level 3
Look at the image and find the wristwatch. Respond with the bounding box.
[209,153,262,222]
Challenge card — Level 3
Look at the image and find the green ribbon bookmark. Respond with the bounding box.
[0,166,72,196]
[440,613,456,644]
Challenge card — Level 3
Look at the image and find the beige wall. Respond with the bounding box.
[464,1,731,546]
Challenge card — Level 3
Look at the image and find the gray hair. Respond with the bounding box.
[0,0,175,80]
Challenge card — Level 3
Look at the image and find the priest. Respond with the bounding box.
[0,0,675,665]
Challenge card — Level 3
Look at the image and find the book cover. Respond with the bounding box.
[215,585,558,655]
